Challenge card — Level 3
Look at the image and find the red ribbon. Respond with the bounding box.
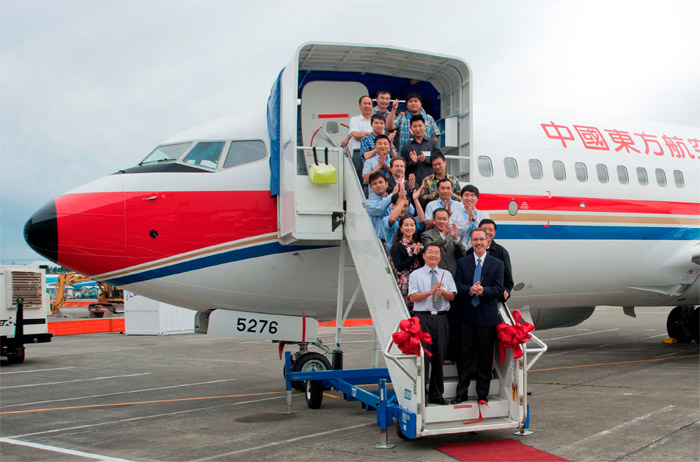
[496,310,535,364]
[461,400,488,425]
[392,317,433,357]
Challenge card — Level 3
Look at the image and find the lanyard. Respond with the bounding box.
[462,208,478,242]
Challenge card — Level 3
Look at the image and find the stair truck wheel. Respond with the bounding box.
[305,379,324,409]
[395,419,412,441]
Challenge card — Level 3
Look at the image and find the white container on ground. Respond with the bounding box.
[124,291,195,335]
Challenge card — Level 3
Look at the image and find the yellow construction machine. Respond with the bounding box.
[50,272,124,316]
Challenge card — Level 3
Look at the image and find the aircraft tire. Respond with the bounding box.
[291,352,330,392]
[666,306,693,343]
[691,307,699,344]
[305,379,323,409]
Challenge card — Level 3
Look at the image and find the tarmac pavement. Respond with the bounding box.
[1,306,698,461]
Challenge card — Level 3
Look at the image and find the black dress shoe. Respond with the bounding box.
[451,395,468,404]
[477,395,488,403]
[429,397,449,405]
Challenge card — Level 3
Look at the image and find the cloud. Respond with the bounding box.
[2,0,698,263]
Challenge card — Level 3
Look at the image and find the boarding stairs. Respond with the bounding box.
[281,146,547,440]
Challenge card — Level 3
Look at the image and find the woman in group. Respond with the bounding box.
[390,215,424,311]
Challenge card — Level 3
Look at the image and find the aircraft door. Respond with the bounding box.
[278,75,361,243]
[300,81,369,148]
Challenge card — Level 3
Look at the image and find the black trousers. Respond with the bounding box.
[455,324,497,399]
[415,312,449,400]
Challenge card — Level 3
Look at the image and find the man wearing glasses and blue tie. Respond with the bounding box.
[453,228,504,404]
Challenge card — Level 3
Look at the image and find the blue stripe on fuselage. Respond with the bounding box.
[106,242,329,286]
[107,225,699,285]
[497,224,699,241]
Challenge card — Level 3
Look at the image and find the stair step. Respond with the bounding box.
[441,378,501,400]
[421,416,520,436]
[425,396,510,424]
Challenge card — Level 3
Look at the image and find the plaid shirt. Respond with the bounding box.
[393,109,440,151]
[419,174,462,202]
[360,133,378,158]
[360,133,398,158]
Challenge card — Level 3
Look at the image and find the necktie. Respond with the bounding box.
[472,258,482,307]
[430,269,439,309]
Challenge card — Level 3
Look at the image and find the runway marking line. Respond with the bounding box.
[2,379,238,409]
[0,437,133,462]
[530,354,700,372]
[0,372,150,390]
[0,390,291,415]
[0,366,76,375]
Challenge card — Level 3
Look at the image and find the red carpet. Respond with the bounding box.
[436,439,569,462]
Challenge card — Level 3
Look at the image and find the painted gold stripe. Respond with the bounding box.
[490,213,700,226]
[98,234,277,280]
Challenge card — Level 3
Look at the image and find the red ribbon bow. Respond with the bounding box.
[496,310,535,364]
[392,317,433,357]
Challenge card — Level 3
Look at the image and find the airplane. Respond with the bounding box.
[23,42,699,356]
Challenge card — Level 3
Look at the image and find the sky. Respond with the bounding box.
[1,0,699,264]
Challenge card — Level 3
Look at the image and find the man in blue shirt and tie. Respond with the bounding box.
[408,243,457,405]
[453,228,504,404]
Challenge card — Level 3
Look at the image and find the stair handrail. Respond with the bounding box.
[524,333,547,371]
[341,149,399,272]
[383,321,426,436]
[499,302,548,371]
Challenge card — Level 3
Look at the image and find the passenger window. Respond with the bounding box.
[504,157,518,178]
[552,161,566,181]
[596,164,609,183]
[575,162,588,182]
[673,170,685,188]
[477,156,493,177]
[224,140,267,169]
[182,142,225,169]
[636,167,648,186]
[528,159,543,180]
[617,165,629,184]
[655,168,667,187]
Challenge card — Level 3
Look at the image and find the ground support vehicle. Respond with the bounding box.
[1,266,53,364]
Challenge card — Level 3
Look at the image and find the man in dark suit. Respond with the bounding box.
[453,228,504,403]
[421,208,465,275]
[466,219,514,302]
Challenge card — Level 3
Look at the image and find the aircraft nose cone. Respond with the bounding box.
[24,200,58,263]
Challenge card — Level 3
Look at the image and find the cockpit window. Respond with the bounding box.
[182,142,226,170]
[223,140,266,169]
[140,142,192,165]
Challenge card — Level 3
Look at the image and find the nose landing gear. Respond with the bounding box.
[666,305,699,343]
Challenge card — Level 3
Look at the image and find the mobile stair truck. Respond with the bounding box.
[273,43,548,446]
[1,266,53,364]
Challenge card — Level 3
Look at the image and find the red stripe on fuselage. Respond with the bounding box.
[478,194,699,216]
[55,191,277,276]
[54,188,696,278]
